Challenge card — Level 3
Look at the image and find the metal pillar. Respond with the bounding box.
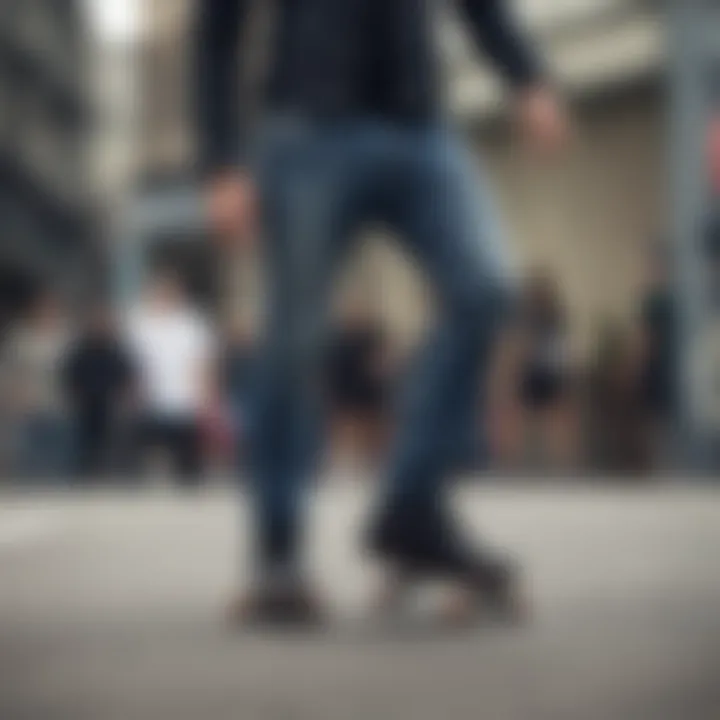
[669,0,720,471]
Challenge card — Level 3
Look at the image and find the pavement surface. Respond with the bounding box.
[1,482,719,720]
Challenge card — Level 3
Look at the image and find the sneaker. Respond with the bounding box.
[368,501,528,625]
[226,582,325,628]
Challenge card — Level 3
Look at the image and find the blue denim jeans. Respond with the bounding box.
[248,117,515,575]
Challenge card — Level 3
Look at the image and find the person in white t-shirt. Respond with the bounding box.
[125,272,215,483]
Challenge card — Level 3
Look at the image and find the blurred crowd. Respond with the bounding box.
[0,242,681,486]
[0,271,236,485]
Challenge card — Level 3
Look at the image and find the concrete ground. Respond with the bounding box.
[1,482,719,720]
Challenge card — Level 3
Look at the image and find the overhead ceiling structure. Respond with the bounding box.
[445,0,665,118]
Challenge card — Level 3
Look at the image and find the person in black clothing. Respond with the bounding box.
[195,0,568,624]
[62,305,135,480]
[487,272,576,472]
[706,214,720,312]
[328,301,391,470]
[517,272,576,469]
[639,242,678,470]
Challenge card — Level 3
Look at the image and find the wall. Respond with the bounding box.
[358,86,665,359]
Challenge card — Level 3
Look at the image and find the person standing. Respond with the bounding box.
[493,271,576,472]
[4,291,71,481]
[62,304,135,480]
[125,271,216,485]
[195,0,568,622]
[327,300,391,472]
[638,242,679,471]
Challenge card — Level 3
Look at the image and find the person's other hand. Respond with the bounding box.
[205,171,258,245]
[515,85,570,154]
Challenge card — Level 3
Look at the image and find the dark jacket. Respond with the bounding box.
[62,335,135,414]
[194,0,542,175]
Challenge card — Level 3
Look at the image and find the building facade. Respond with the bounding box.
[0,0,97,312]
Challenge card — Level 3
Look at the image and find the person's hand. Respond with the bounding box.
[514,85,570,154]
[205,171,258,245]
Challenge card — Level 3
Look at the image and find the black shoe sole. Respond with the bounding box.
[368,513,526,623]
[227,592,326,629]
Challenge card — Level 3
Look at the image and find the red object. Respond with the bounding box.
[708,117,720,193]
[201,402,235,462]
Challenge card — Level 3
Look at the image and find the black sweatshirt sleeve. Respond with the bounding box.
[194,0,250,177]
[458,0,542,89]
